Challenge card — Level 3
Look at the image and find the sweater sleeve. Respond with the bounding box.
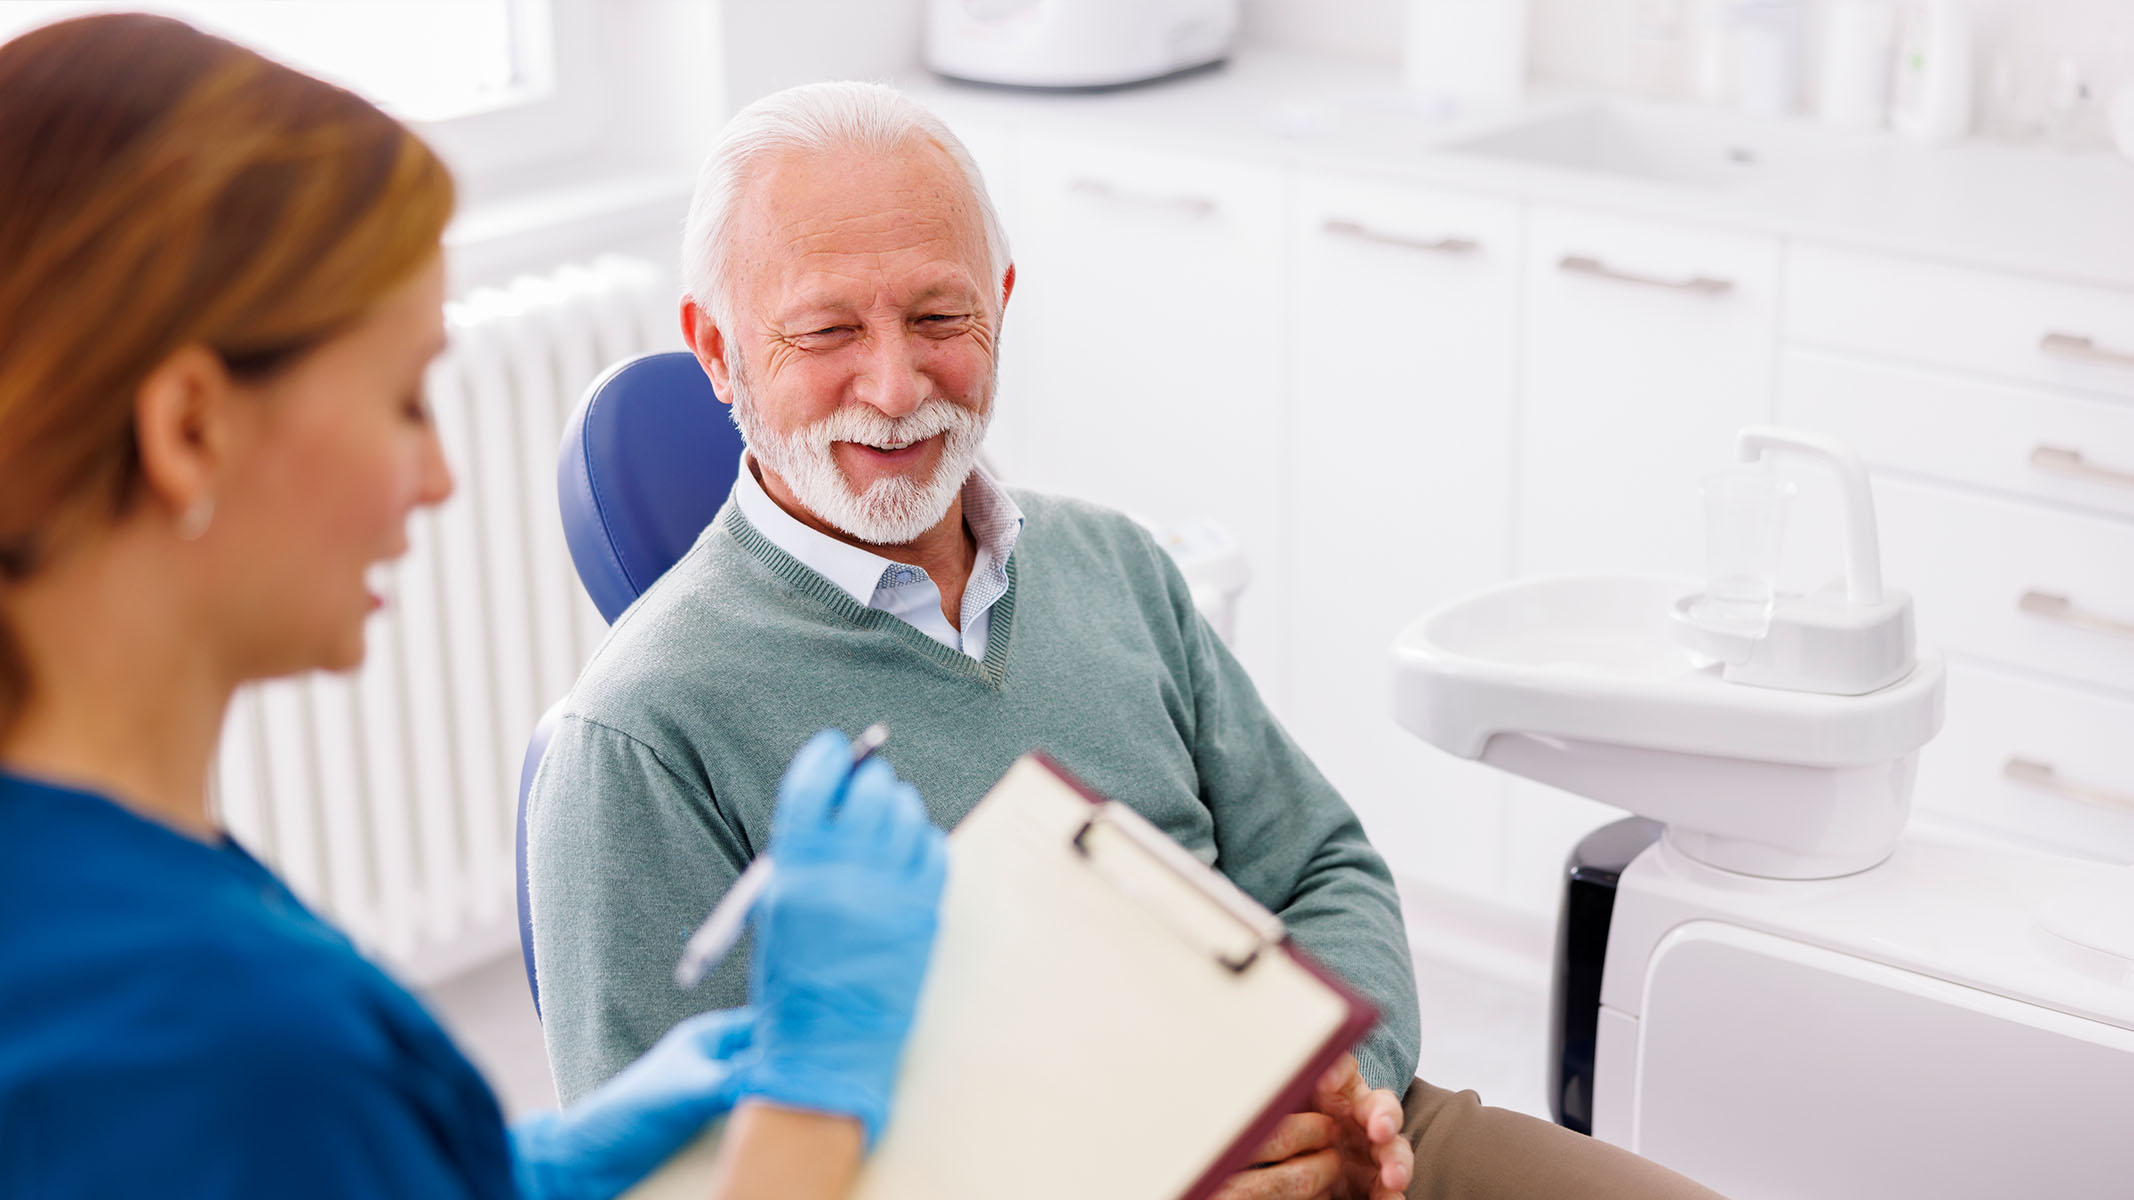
[1164,554,1423,1092]
[527,714,757,1104]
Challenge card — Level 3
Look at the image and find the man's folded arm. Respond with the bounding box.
[1169,564,1423,1092]
[526,713,757,1103]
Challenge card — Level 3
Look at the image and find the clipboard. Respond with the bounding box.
[626,751,1378,1200]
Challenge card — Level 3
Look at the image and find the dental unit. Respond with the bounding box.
[1391,428,2134,1197]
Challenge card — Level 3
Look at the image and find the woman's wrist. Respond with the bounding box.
[703,1099,865,1200]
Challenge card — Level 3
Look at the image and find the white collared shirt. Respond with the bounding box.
[732,454,1025,661]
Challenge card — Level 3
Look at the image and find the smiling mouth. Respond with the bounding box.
[844,435,937,456]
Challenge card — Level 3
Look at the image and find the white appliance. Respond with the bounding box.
[924,0,1240,91]
[1390,428,2134,1197]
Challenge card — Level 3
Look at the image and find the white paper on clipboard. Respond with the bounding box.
[626,753,1374,1200]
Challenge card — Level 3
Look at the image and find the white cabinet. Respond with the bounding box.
[1283,173,1521,895]
[993,134,1292,700]
[1519,207,1782,576]
[1779,244,2134,861]
[1914,659,2134,864]
[1781,350,2134,523]
[1788,244,2134,402]
[942,94,2134,922]
[1876,478,2134,697]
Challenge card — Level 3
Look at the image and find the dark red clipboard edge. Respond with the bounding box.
[1025,751,1383,1200]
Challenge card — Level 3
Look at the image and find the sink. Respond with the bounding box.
[1390,574,1946,879]
[1448,101,1797,188]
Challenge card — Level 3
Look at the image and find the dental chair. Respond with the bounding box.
[516,351,746,1015]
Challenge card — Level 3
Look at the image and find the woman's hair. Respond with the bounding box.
[0,12,455,732]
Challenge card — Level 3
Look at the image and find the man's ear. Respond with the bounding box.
[999,262,1016,313]
[680,295,736,407]
[133,344,237,527]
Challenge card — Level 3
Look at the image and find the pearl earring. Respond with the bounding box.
[176,497,215,541]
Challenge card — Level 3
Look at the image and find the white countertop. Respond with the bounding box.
[902,50,2134,294]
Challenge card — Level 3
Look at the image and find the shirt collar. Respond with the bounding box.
[731,452,1024,607]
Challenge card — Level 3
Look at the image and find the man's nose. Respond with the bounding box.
[853,329,927,418]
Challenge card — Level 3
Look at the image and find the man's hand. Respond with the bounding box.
[1209,1112,1342,1200]
[1311,1055,1412,1200]
[1211,1055,1412,1200]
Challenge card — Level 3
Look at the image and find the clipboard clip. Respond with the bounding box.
[1070,802,1288,974]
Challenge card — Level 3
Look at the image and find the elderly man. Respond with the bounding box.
[528,82,1719,1200]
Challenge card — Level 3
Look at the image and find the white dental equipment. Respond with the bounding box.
[1390,427,2134,1197]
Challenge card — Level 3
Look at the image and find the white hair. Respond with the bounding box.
[681,81,1012,328]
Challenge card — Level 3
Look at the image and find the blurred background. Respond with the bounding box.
[6,0,2129,1121]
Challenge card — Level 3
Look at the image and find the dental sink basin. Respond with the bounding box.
[1448,101,1796,188]
[1392,429,1951,880]
[1392,574,1944,879]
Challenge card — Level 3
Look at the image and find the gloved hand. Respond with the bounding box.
[729,728,948,1149]
[508,1007,755,1200]
[507,729,945,1198]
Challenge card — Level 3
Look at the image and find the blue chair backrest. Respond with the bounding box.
[558,350,746,624]
[519,350,745,1016]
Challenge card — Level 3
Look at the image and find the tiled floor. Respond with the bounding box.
[420,901,1561,1125]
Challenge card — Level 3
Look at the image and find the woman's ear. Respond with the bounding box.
[132,344,239,530]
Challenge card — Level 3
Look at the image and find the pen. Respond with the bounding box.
[673,723,889,989]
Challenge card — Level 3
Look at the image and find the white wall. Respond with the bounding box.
[718,0,926,111]
[1241,0,1404,65]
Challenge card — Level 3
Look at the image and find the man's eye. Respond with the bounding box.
[918,313,965,326]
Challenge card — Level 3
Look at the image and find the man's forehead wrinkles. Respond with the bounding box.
[769,266,983,320]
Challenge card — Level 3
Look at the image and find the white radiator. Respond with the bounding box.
[212,254,677,984]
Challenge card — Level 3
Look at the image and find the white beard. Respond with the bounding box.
[728,364,993,546]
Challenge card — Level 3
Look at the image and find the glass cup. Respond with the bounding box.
[1692,466,1796,637]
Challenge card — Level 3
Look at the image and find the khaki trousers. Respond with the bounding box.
[1398,1078,1725,1200]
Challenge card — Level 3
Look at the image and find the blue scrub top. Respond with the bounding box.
[0,769,519,1198]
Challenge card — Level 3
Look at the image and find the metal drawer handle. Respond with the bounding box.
[2030,445,2134,491]
[2018,590,2134,640]
[2004,757,2134,814]
[1322,218,1477,255]
[2040,332,2134,370]
[1069,178,1217,219]
[1558,254,1732,296]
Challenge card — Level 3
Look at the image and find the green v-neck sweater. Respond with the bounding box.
[527,490,1420,1102]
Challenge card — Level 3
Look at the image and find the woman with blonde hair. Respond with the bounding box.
[0,13,943,1197]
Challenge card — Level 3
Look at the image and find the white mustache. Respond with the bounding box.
[799,398,974,452]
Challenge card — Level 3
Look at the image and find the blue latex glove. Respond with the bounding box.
[508,1007,755,1200]
[728,728,948,1148]
[508,729,945,1199]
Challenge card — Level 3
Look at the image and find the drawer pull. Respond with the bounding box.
[1068,179,1217,219]
[2018,590,2134,640]
[1558,254,1732,296]
[2040,332,2134,370]
[2004,757,2134,814]
[1323,219,1477,255]
[2030,445,2134,491]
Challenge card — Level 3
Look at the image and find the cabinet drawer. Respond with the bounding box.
[1914,660,2134,864]
[1788,244,2134,400]
[1781,350,2134,521]
[1878,478,2134,694]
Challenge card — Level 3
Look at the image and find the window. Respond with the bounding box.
[0,0,602,176]
[0,1,548,122]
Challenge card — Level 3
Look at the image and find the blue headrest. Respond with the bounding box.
[559,351,746,624]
